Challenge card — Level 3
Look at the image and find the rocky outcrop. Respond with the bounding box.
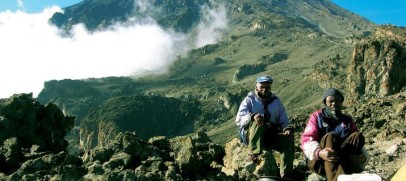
[309,26,406,103]
[0,93,74,174]
[374,25,406,42]
[347,26,406,102]
[233,64,266,83]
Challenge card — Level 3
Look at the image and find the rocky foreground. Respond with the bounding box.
[0,94,275,180]
[0,91,405,180]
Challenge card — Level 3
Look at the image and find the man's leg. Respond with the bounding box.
[308,159,324,175]
[340,132,365,174]
[320,133,344,181]
[270,133,294,177]
[248,122,265,155]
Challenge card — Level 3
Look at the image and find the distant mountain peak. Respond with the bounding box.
[50,0,374,38]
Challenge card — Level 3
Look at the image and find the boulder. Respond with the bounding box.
[222,138,279,180]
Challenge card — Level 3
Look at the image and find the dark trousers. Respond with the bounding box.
[308,132,365,181]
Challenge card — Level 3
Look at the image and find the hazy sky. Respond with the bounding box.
[0,0,404,99]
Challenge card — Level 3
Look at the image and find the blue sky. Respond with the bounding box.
[0,0,82,12]
[331,0,405,27]
[0,0,404,27]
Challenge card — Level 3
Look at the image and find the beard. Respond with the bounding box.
[325,107,342,120]
[257,90,271,98]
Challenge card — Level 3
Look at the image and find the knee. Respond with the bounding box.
[349,132,364,140]
[323,132,335,140]
[347,132,365,147]
[319,132,336,147]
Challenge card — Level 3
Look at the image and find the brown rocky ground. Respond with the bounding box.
[0,91,405,180]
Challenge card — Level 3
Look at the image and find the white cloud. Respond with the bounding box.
[0,3,228,99]
[0,7,186,99]
[195,4,228,48]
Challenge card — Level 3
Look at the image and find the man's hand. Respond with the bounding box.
[350,154,366,165]
[253,114,265,126]
[283,129,294,141]
[318,148,339,162]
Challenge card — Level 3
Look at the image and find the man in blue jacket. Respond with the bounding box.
[236,75,294,178]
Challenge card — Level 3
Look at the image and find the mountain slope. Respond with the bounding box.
[38,0,377,148]
[30,0,406,178]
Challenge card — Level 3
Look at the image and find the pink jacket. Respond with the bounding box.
[300,109,358,160]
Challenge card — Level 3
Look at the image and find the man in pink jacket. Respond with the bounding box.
[301,88,369,181]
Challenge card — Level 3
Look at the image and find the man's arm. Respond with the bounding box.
[236,97,253,128]
[275,99,293,131]
[301,112,321,160]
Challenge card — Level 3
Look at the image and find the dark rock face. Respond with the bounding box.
[233,64,266,83]
[38,79,102,99]
[37,78,135,126]
[347,26,406,102]
[80,95,201,150]
[49,0,136,31]
[0,94,74,152]
[0,93,74,173]
[49,0,209,33]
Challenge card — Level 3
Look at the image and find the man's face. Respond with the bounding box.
[255,82,272,97]
[325,95,343,111]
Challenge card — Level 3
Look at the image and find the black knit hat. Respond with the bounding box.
[322,88,344,104]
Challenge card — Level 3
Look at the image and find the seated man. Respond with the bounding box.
[301,88,369,181]
[236,75,294,178]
